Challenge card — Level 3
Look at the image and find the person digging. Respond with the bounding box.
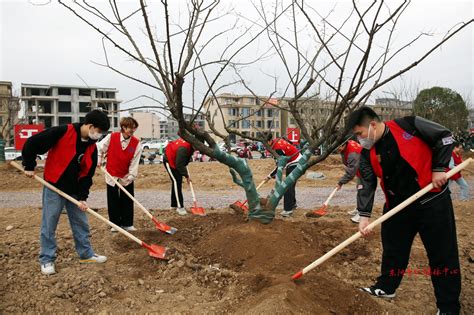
[21,110,110,275]
[348,106,461,315]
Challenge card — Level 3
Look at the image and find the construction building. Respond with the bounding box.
[0,81,20,146]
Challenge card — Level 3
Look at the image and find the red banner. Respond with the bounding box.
[14,124,44,150]
[287,128,300,144]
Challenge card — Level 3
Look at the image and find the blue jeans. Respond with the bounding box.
[449,178,469,201]
[39,186,94,264]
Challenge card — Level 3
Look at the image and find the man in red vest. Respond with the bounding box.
[97,117,142,232]
[448,142,469,201]
[163,137,193,215]
[348,106,460,314]
[22,110,110,276]
[266,134,302,217]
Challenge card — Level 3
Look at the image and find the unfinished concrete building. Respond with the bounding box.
[20,83,121,131]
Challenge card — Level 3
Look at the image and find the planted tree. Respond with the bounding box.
[58,0,472,223]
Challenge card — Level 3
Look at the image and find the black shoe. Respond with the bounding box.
[359,286,396,299]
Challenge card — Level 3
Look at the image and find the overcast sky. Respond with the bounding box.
[1,0,473,114]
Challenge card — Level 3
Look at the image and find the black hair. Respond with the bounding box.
[346,106,380,130]
[84,110,110,131]
[265,132,273,142]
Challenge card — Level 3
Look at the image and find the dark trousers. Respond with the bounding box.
[376,193,461,314]
[283,164,297,211]
[106,183,134,227]
[163,160,184,208]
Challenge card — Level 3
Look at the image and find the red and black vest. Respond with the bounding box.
[271,138,300,163]
[343,140,362,178]
[44,124,95,183]
[448,151,463,180]
[369,120,440,203]
[106,132,139,178]
[165,138,192,169]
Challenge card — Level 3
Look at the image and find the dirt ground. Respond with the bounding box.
[1,155,473,314]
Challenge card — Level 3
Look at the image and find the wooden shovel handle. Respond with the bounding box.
[100,167,153,219]
[297,157,473,278]
[9,161,143,246]
[323,187,339,206]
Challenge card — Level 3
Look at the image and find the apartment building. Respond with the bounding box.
[372,98,413,121]
[0,81,20,146]
[20,83,121,131]
[160,112,206,140]
[204,93,284,142]
[130,110,161,140]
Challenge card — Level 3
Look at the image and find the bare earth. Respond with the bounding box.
[0,156,473,314]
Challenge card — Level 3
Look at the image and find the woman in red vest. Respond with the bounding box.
[98,117,142,232]
[449,142,469,201]
[163,138,194,215]
[348,106,460,314]
[22,110,110,275]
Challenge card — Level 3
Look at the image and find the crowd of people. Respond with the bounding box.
[20,107,470,314]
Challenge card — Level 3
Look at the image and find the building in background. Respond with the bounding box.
[20,83,121,131]
[129,110,161,140]
[371,97,413,121]
[0,81,20,146]
[160,112,205,140]
[204,93,284,142]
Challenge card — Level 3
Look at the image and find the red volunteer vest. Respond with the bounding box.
[44,124,95,183]
[369,120,440,204]
[106,132,139,178]
[165,138,192,169]
[448,151,463,180]
[271,138,300,162]
[343,140,362,178]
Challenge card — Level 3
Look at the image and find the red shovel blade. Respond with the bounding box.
[152,217,178,235]
[191,206,206,216]
[191,202,206,216]
[233,201,249,213]
[305,205,328,218]
[292,270,304,280]
[141,242,168,260]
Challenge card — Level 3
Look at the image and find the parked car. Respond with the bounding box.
[4,147,47,161]
[141,139,168,151]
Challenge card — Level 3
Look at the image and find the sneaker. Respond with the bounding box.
[281,210,294,217]
[359,286,396,299]
[350,213,361,223]
[176,208,187,216]
[123,226,137,232]
[436,309,457,315]
[80,254,107,264]
[347,209,358,216]
[110,227,118,233]
[40,262,56,275]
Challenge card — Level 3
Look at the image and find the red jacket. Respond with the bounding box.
[165,138,192,169]
[106,132,139,178]
[343,140,362,178]
[369,120,441,202]
[44,124,95,183]
[271,138,300,163]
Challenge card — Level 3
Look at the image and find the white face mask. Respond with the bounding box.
[88,129,102,140]
[358,124,376,150]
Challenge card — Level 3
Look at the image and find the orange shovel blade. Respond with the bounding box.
[142,242,168,260]
[152,217,178,235]
[191,202,206,216]
[306,205,328,218]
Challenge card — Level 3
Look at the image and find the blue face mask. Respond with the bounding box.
[358,124,376,150]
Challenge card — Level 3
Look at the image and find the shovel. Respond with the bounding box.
[100,167,177,235]
[186,168,206,216]
[10,161,167,260]
[292,157,472,280]
[232,177,271,213]
[305,187,338,218]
